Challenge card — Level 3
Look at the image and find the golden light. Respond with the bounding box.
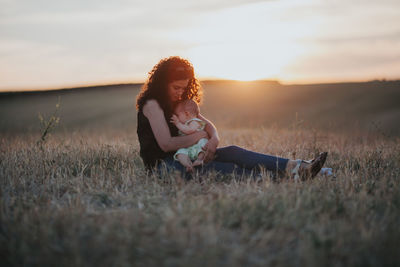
[177,1,319,82]
[187,42,306,81]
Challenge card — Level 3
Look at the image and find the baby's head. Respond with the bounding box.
[174,99,199,122]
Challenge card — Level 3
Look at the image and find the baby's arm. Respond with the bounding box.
[171,116,201,135]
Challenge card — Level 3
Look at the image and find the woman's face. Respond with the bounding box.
[167,79,189,103]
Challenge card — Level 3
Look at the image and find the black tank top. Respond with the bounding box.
[137,105,178,169]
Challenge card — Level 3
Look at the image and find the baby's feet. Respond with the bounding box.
[192,159,204,167]
[185,165,194,172]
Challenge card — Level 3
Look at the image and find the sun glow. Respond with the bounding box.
[187,42,304,81]
[176,1,319,82]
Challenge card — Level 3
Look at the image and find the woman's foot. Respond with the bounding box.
[290,152,328,181]
[320,167,334,177]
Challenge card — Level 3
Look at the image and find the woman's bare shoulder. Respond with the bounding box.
[143,99,159,108]
[143,99,162,117]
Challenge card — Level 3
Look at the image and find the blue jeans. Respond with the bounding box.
[159,145,289,180]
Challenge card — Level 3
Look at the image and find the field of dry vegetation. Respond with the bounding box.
[1,81,400,266]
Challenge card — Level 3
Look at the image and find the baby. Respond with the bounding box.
[170,99,208,172]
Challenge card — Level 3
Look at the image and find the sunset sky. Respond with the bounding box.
[1,0,399,91]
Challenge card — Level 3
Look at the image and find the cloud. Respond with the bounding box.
[284,39,400,81]
[315,31,400,44]
[0,0,274,20]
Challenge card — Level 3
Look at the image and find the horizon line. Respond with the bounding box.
[0,77,398,94]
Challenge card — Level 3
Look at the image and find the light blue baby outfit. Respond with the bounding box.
[174,118,208,161]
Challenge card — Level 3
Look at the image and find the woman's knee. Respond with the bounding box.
[216,145,244,159]
[222,145,242,153]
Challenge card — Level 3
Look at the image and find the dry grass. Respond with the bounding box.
[1,127,400,267]
[1,80,399,266]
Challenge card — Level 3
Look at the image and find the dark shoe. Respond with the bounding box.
[292,152,328,181]
[310,152,328,178]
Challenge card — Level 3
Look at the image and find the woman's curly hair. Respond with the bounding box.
[136,56,202,116]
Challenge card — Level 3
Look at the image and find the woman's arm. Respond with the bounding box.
[143,100,207,152]
[198,113,220,162]
[170,115,199,135]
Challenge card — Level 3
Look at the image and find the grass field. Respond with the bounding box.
[1,80,400,266]
[1,80,400,136]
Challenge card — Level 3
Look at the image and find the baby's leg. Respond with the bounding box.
[176,153,193,172]
[192,152,205,167]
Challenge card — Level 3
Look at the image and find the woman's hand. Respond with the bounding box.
[198,130,208,139]
[197,113,219,163]
[203,136,219,163]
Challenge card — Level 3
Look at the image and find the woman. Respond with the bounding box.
[136,56,327,180]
